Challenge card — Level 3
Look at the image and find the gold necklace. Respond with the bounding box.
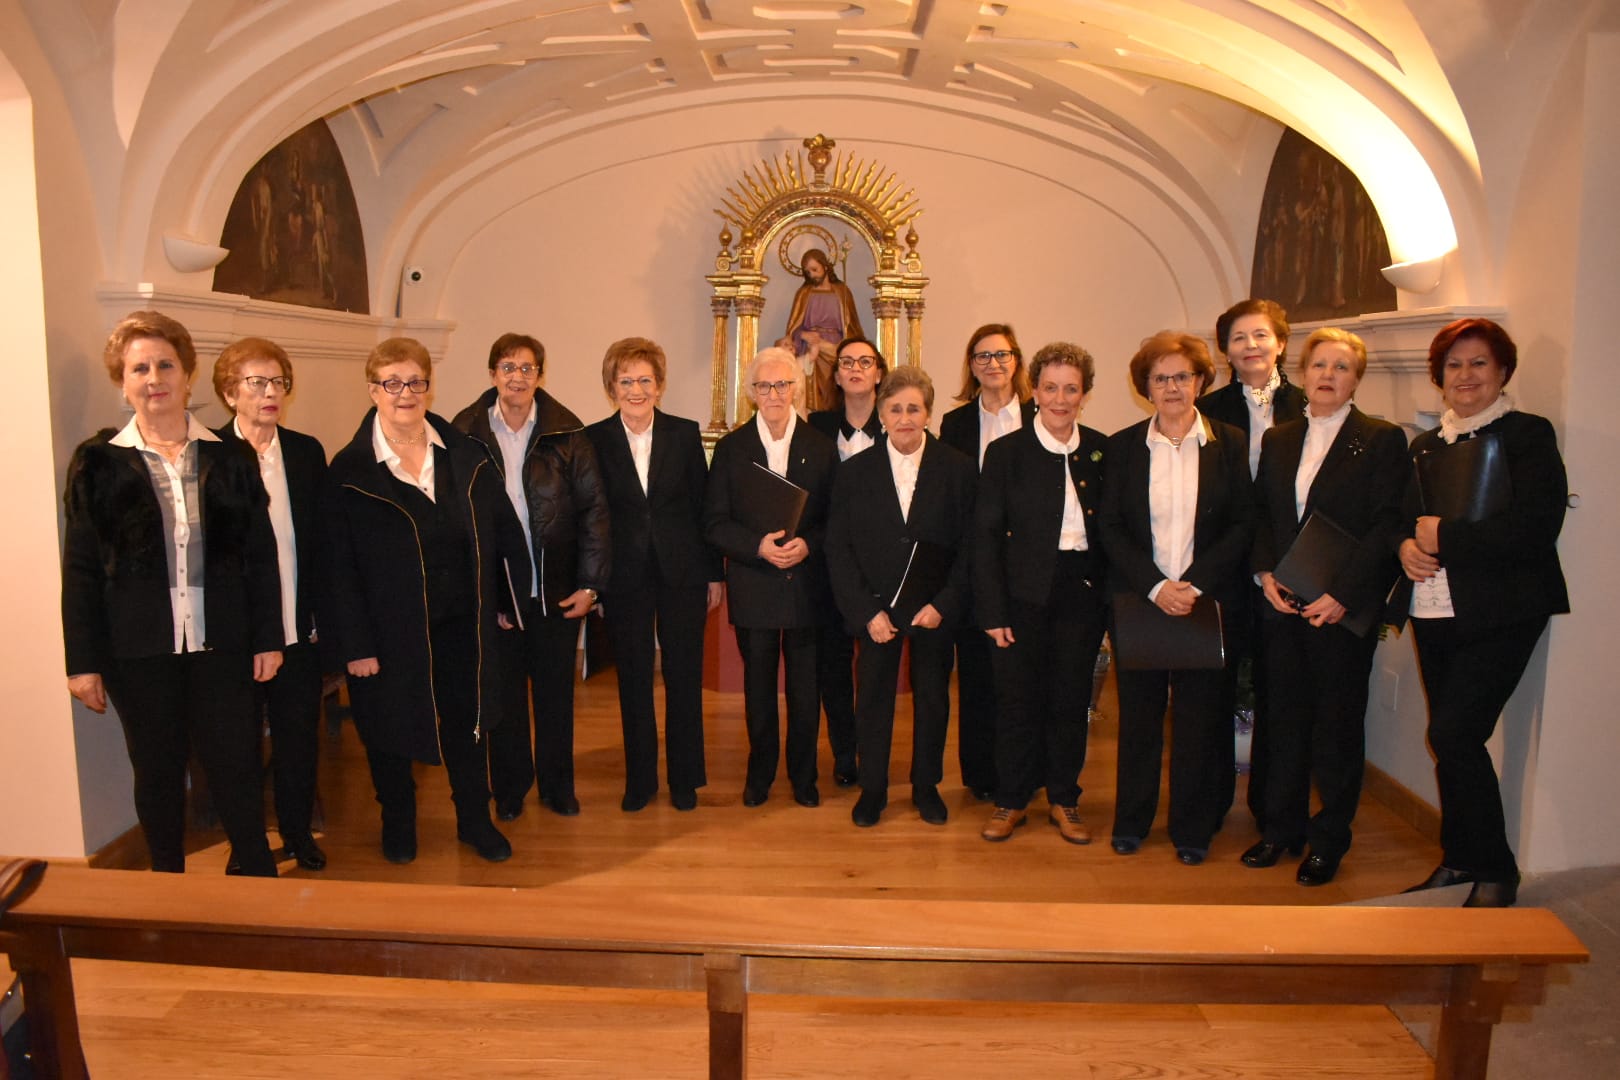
[384,429,426,445]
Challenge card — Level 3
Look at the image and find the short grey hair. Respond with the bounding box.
[744,346,803,406]
[875,364,934,413]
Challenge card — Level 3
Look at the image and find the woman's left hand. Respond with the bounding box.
[253,651,283,682]
[497,612,515,630]
[910,604,943,630]
[1156,580,1198,617]
[558,589,596,618]
[707,582,725,612]
[1414,515,1442,555]
[1299,593,1347,628]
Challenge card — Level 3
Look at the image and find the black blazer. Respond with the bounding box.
[1098,415,1254,614]
[974,421,1109,630]
[704,417,837,629]
[61,431,283,674]
[939,397,1037,468]
[584,409,721,593]
[826,433,977,635]
[214,423,327,645]
[1251,407,1407,633]
[807,407,883,453]
[1197,374,1307,442]
[1387,410,1569,631]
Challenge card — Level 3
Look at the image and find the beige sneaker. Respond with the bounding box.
[1049,804,1092,845]
[980,806,1027,842]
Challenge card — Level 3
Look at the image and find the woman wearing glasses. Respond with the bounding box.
[212,337,329,871]
[1099,332,1252,865]
[705,346,838,808]
[585,337,723,812]
[324,337,529,865]
[807,335,889,787]
[939,324,1035,803]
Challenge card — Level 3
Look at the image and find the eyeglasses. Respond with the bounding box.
[971,350,1015,367]
[372,377,431,395]
[616,376,657,393]
[752,380,795,398]
[240,375,292,395]
[1150,371,1197,389]
[497,362,537,377]
[837,354,876,371]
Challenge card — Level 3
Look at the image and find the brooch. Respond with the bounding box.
[1090,450,1103,463]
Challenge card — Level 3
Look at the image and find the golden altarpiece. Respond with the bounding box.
[704,135,928,442]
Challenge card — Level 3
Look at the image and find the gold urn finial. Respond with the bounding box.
[803,134,835,185]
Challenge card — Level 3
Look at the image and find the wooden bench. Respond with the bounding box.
[0,858,1588,1079]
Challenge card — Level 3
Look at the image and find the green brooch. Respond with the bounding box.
[1090,450,1103,463]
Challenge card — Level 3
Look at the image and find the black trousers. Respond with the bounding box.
[1258,617,1379,859]
[1412,616,1546,881]
[854,625,955,794]
[1112,663,1227,851]
[604,579,709,798]
[1218,604,1269,828]
[818,623,858,773]
[260,640,322,841]
[734,625,819,794]
[953,626,998,792]
[365,616,490,828]
[489,600,580,804]
[989,554,1106,810]
[105,649,276,876]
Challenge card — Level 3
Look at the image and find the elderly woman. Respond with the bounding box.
[584,337,723,812]
[939,324,1036,802]
[212,337,330,871]
[704,346,837,808]
[975,343,1109,844]
[1395,318,1568,908]
[324,337,529,864]
[827,366,976,828]
[807,335,890,788]
[1245,328,1406,886]
[1099,331,1252,865]
[62,311,282,876]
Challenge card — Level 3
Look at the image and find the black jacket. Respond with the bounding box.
[1251,407,1407,634]
[807,407,883,454]
[584,409,721,593]
[1387,410,1569,631]
[324,410,529,762]
[704,416,837,629]
[61,431,283,673]
[826,433,977,635]
[451,387,610,611]
[974,421,1108,630]
[938,397,1037,468]
[213,422,327,646]
[1197,374,1307,443]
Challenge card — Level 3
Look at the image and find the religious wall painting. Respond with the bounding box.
[1251,129,1394,323]
[214,118,370,314]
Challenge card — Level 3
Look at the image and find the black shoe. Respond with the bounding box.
[381,821,417,865]
[494,797,525,822]
[1176,847,1207,866]
[968,787,997,803]
[457,819,513,863]
[833,761,859,788]
[280,834,328,871]
[671,787,698,811]
[1463,877,1520,908]
[1240,839,1303,869]
[1111,837,1141,855]
[742,784,770,807]
[1296,851,1342,886]
[621,790,652,813]
[913,785,948,826]
[542,792,580,817]
[1404,865,1476,893]
[852,790,887,827]
[793,784,821,808]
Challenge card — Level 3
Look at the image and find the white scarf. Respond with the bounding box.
[1245,366,1283,409]
[1439,392,1514,444]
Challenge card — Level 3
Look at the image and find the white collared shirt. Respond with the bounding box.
[977,396,1023,468]
[887,438,924,522]
[756,409,798,476]
[622,415,654,495]
[1296,402,1352,519]
[837,426,875,461]
[1032,421,1089,551]
[236,419,299,647]
[1145,411,1208,601]
[371,414,445,502]
[111,413,219,653]
[487,401,539,596]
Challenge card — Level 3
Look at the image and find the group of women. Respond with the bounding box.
[63,306,1565,907]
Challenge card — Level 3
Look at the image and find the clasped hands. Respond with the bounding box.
[1258,572,1346,627]
[868,604,942,644]
[1400,515,1443,583]
[757,530,809,569]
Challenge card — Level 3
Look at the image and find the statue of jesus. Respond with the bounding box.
[779,248,864,410]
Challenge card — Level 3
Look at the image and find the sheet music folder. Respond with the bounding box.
[738,461,809,540]
[1112,592,1225,670]
[1272,511,1378,637]
[1416,432,1511,522]
[887,540,953,626]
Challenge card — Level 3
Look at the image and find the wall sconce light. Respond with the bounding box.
[162,232,230,274]
[1381,253,1449,295]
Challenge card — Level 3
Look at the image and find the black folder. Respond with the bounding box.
[738,461,809,540]
[1272,511,1378,637]
[1111,591,1225,670]
[1416,432,1511,522]
[888,540,953,627]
